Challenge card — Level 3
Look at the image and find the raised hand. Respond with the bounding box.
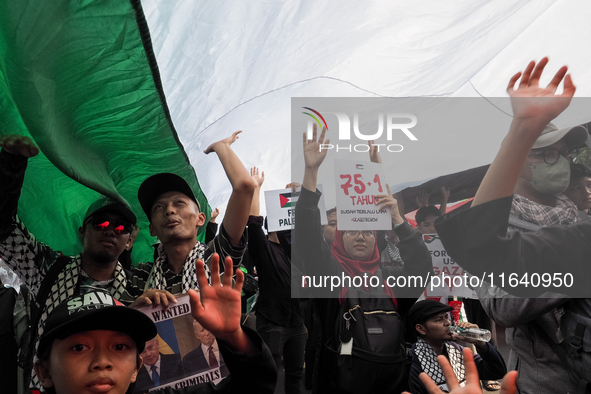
[416,190,430,208]
[188,254,244,345]
[369,139,382,164]
[375,184,404,225]
[303,124,329,171]
[204,130,242,154]
[405,348,517,394]
[0,135,39,157]
[250,166,265,188]
[441,186,450,201]
[507,57,575,127]
[210,207,220,223]
[417,349,485,394]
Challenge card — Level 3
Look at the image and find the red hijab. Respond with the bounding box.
[331,229,397,307]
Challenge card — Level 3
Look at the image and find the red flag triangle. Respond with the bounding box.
[280,194,289,208]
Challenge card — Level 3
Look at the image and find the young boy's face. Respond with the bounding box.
[417,215,439,234]
[36,330,141,394]
[565,176,591,211]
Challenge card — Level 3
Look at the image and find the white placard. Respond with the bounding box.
[423,234,477,298]
[264,185,327,232]
[334,160,391,230]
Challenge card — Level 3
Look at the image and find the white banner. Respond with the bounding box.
[334,160,391,230]
[423,234,477,299]
[264,185,327,232]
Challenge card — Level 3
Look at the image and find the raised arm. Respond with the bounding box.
[473,57,576,207]
[302,124,329,192]
[439,186,450,215]
[249,167,265,217]
[0,135,38,238]
[204,131,255,246]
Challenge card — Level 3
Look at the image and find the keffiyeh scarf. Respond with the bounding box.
[415,337,465,392]
[148,241,209,293]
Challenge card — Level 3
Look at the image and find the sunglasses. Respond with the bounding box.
[85,217,133,234]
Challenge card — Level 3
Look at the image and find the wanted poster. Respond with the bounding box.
[134,294,227,393]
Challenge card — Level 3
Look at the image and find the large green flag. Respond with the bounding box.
[0,0,210,263]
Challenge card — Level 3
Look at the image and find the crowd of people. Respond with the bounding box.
[1,56,590,394]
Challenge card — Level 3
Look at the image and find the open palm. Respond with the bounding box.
[188,254,244,343]
[303,124,329,170]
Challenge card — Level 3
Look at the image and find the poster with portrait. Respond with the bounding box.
[133,294,227,393]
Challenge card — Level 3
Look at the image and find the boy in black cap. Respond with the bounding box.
[34,254,276,394]
[408,300,506,394]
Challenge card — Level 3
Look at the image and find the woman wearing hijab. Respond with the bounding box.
[295,126,433,394]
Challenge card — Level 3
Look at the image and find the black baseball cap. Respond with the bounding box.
[138,173,200,221]
[37,291,157,357]
[409,300,453,327]
[83,196,137,225]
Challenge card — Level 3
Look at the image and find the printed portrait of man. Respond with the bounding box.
[183,320,229,377]
[135,336,185,392]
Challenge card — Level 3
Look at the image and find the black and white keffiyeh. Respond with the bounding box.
[148,241,211,293]
[415,337,465,392]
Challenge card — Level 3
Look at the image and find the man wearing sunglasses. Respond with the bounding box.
[0,134,139,392]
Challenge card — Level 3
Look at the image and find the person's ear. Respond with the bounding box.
[196,212,206,227]
[415,323,427,336]
[78,226,85,242]
[131,355,143,383]
[125,234,133,251]
[34,361,54,389]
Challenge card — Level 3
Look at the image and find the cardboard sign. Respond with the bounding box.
[134,294,227,392]
[334,160,391,230]
[423,234,477,298]
[264,185,327,232]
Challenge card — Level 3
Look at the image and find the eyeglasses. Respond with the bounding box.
[344,230,375,239]
[85,217,133,234]
[530,148,579,165]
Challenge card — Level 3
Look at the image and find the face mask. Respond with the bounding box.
[527,155,571,196]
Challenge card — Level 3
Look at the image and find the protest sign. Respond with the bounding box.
[334,159,391,230]
[423,234,477,299]
[133,294,227,393]
[265,185,327,232]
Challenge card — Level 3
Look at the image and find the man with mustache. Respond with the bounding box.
[130,131,254,299]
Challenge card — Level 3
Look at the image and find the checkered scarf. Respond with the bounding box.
[386,241,403,265]
[511,193,579,227]
[148,241,208,293]
[415,337,465,392]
